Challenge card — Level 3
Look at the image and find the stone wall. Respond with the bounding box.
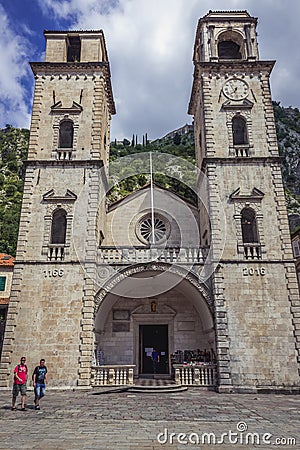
[223,262,299,388]
[1,263,84,387]
[105,186,199,248]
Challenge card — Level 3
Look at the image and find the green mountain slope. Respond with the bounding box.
[0,126,29,255]
[274,102,300,219]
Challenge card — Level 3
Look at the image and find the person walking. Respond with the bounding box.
[33,358,48,410]
[12,356,28,411]
[151,348,160,374]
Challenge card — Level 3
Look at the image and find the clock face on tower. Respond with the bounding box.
[223,78,249,100]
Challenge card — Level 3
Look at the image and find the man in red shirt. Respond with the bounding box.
[12,356,28,411]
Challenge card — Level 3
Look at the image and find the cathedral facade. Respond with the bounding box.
[0,11,299,392]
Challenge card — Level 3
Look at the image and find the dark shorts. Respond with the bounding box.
[12,383,27,397]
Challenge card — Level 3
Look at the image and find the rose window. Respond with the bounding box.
[137,214,170,244]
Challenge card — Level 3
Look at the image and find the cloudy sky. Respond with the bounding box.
[1,0,300,141]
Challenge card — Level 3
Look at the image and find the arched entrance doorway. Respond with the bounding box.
[94,264,215,380]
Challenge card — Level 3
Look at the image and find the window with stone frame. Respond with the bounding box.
[240,207,260,259]
[241,207,259,244]
[59,120,74,149]
[42,190,77,261]
[230,188,265,260]
[51,208,67,245]
[51,109,81,161]
[0,276,6,291]
[223,109,253,157]
[232,115,248,146]
[48,207,67,261]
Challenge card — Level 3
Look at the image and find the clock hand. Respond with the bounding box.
[229,82,234,92]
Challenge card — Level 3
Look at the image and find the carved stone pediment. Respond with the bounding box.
[50,100,83,114]
[222,98,254,110]
[43,189,77,202]
[230,187,264,201]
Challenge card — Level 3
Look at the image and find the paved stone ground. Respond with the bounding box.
[0,387,299,449]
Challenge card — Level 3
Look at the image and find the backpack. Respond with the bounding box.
[14,364,28,381]
[32,366,46,382]
[17,364,28,373]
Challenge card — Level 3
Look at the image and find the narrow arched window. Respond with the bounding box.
[51,209,67,245]
[218,40,242,59]
[232,116,248,145]
[59,120,74,148]
[241,208,258,243]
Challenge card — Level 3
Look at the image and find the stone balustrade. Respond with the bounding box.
[98,246,207,265]
[48,244,65,261]
[243,243,262,259]
[173,364,216,386]
[91,365,135,386]
[234,145,251,157]
[53,149,74,160]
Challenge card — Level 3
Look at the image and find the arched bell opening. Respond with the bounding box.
[217,30,246,60]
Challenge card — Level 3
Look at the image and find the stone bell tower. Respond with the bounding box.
[189,11,300,392]
[0,30,115,387]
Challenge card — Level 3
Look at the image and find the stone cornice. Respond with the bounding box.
[24,159,104,168]
[30,62,116,115]
[12,260,82,265]
[44,29,104,36]
[194,60,275,73]
[217,259,296,264]
[30,61,109,73]
[201,156,283,171]
[199,10,257,24]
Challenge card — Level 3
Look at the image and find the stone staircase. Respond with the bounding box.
[127,384,188,394]
[127,378,187,394]
[91,377,188,394]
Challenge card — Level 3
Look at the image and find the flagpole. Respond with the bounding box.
[150,152,155,245]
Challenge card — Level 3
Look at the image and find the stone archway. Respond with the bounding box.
[93,263,215,376]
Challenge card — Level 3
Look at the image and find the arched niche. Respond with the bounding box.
[217,30,246,60]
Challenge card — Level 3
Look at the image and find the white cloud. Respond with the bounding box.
[9,0,300,139]
[0,5,31,129]
[35,0,300,139]
[37,0,116,19]
[41,0,207,139]
[252,0,300,108]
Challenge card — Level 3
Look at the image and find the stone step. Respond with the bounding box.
[127,384,188,393]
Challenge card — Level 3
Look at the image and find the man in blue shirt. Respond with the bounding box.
[151,348,160,374]
[33,359,48,410]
